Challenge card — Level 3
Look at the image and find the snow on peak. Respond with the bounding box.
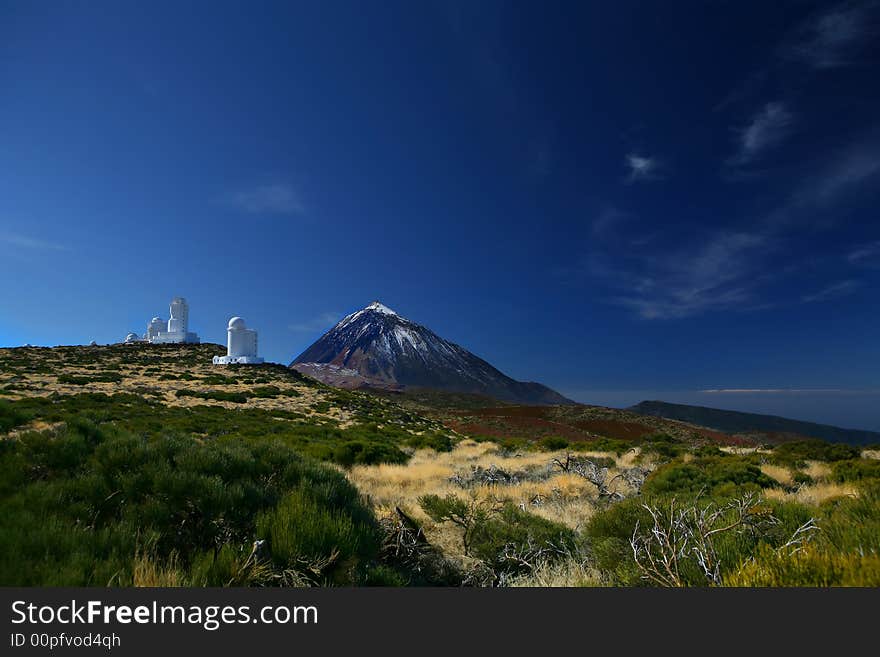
[365,300,397,316]
[334,301,400,330]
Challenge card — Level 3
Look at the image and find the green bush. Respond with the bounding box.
[175,389,249,403]
[583,497,651,585]
[256,486,379,584]
[251,386,281,398]
[469,503,576,576]
[725,544,880,586]
[576,437,630,455]
[772,440,860,467]
[0,422,381,586]
[640,433,683,459]
[404,432,453,452]
[331,440,408,467]
[818,484,880,554]
[420,494,576,578]
[832,459,880,483]
[537,436,569,451]
[643,455,775,496]
[56,374,91,385]
[0,400,29,433]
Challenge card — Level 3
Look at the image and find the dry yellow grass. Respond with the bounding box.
[348,439,626,563]
[803,460,832,480]
[760,464,794,486]
[862,450,880,460]
[763,481,858,506]
[508,556,604,587]
[132,551,185,587]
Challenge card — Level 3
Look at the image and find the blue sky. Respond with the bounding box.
[2,1,879,429]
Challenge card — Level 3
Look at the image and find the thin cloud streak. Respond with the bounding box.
[783,1,880,69]
[227,182,305,215]
[288,312,341,333]
[600,231,771,319]
[729,102,793,166]
[0,233,71,251]
[848,240,880,267]
[801,279,860,303]
[700,388,875,394]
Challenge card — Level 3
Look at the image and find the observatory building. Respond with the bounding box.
[146,317,165,341]
[124,297,201,344]
[146,297,201,344]
[213,317,264,365]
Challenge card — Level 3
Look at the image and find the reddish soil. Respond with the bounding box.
[447,416,596,442]
[571,419,655,441]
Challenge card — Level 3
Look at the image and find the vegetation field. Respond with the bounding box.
[1,344,878,586]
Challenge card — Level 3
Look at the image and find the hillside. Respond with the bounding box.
[629,400,880,446]
[291,301,574,405]
[0,343,450,461]
[1,344,879,587]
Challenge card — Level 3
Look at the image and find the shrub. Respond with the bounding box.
[175,389,249,403]
[583,497,652,585]
[772,440,860,467]
[256,488,379,584]
[0,424,381,586]
[0,400,29,433]
[818,484,880,554]
[576,437,630,455]
[251,386,281,398]
[832,459,880,483]
[725,544,880,586]
[56,374,91,385]
[643,455,775,496]
[404,432,453,452]
[331,440,408,467]
[537,436,569,451]
[640,433,684,459]
[469,504,577,577]
[420,494,576,579]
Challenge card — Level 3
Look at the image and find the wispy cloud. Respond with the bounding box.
[729,102,793,166]
[591,206,629,237]
[601,231,771,319]
[796,142,880,208]
[0,233,70,251]
[625,153,662,182]
[802,279,860,303]
[227,182,305,215]
[700,388,860,394]
[288,312,341,333]
[847,241,880,267]
[783,1,880,69]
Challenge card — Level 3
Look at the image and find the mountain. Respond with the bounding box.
[290,301,574,405]
[628,400,880,446]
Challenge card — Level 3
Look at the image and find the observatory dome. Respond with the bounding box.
[228,317,246,330]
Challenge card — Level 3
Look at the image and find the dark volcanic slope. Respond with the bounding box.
[629,400,880,446]
[291,301,574,405]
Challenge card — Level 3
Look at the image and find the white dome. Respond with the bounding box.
[228,316,246,330]
[151,317,163,323]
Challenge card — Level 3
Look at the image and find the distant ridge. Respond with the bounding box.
[290,301,574,405]
[628,400,880,446]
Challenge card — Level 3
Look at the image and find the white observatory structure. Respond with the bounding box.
[146,317,165,341]
[149,297,200,344]
[213,317,264,365]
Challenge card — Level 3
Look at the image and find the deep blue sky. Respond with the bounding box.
[2,1,879,429]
